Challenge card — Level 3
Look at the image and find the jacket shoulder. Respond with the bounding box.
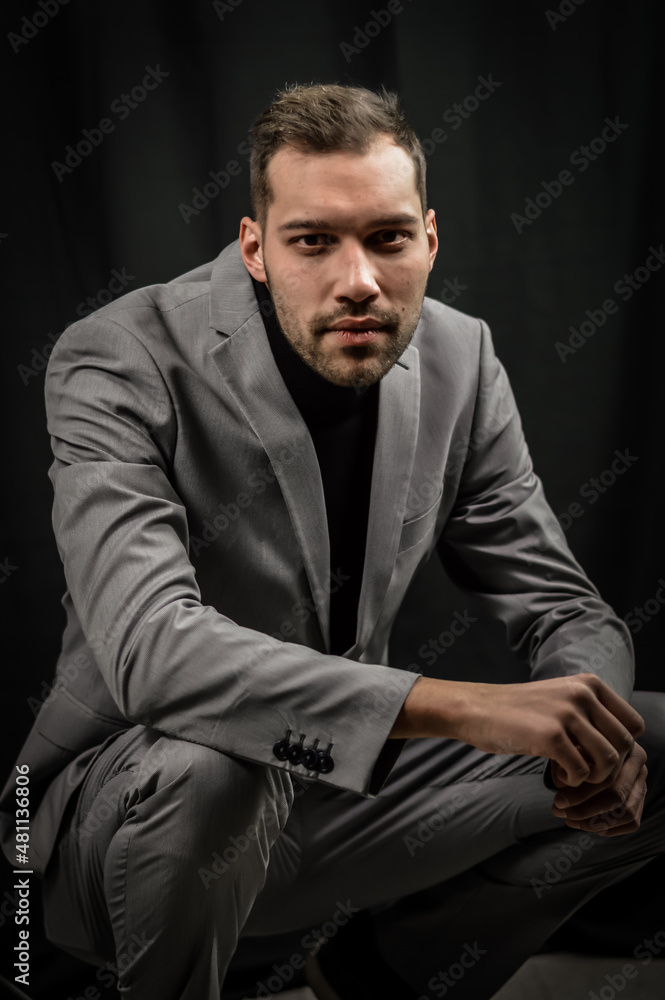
[412,295,487,375]
[50,255,223,369]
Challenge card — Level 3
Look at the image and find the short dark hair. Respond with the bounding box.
[249,82,427,230]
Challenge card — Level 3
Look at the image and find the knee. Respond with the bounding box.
[132,733,294,845]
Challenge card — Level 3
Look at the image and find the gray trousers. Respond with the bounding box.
[42,691,665,999]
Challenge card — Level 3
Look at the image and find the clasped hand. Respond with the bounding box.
[457,673,648,838]
[393,671,648,836]
[549,739,648,837]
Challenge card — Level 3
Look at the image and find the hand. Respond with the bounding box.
[549,741,648,836]
[391,672,645,790]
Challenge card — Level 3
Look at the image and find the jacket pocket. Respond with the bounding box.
[398,490,443,553]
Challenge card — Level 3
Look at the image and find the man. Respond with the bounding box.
[1,83,663,1000]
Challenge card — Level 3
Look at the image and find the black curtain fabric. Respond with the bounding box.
[1,0,664,995]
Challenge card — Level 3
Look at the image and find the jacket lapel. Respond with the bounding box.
[350,346,420,658]
[207,241,421,656]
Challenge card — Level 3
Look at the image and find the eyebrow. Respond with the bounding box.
[277,214,421,233]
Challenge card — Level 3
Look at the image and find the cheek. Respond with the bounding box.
[388,274,428,311]
[279,269,319,306]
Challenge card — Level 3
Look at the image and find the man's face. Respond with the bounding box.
[240,136,438,388]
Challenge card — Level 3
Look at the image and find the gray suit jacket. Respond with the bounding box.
[0,240,634,876]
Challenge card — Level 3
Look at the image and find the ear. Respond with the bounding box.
[425,209,438,270]
[239,217,267,283]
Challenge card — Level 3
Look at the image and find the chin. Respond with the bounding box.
[326,365,386,388]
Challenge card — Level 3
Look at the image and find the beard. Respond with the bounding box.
[263,263,426,389]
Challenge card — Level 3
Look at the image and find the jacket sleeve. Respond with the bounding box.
[436,319,635,709]
[45,316,419,798]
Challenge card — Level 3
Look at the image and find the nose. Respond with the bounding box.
[333,241,380,303]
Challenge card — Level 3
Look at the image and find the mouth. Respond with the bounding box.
[324,320,388,345]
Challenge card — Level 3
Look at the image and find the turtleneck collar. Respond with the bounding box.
[251,276,378,427]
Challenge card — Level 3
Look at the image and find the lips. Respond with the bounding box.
[327,319,385,332]
[325,327,385,345]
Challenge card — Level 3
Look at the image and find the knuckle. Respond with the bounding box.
[614,785,630,806]
[548,727,567,750]
[569,682,594,706]
[559,710,577,731]
[575,762,591,781]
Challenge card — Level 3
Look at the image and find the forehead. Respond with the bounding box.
[264,138,421,227]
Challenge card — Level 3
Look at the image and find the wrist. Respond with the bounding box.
[389,676,480,740]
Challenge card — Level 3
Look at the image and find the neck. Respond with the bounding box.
[251,276,376,426]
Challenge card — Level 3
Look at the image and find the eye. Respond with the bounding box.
[375,230,409,246]
[295,234,331,249]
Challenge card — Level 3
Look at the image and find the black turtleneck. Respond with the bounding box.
[251,277,379,655]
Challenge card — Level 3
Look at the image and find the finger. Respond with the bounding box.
[575,685,638,754]
[592,772,648,837]
[589,678,645,737]
[550,745,611,807]
[566,766,647,835]
[566,715,631,785]
[553,744,647,813]
[583,701,637,766]
[548,732,595,787]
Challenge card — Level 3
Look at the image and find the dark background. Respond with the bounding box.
[1,0,663,996]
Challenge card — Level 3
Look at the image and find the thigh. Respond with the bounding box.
[244,737,567,935]
[43,725,151,964]
[44,724,297,965]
